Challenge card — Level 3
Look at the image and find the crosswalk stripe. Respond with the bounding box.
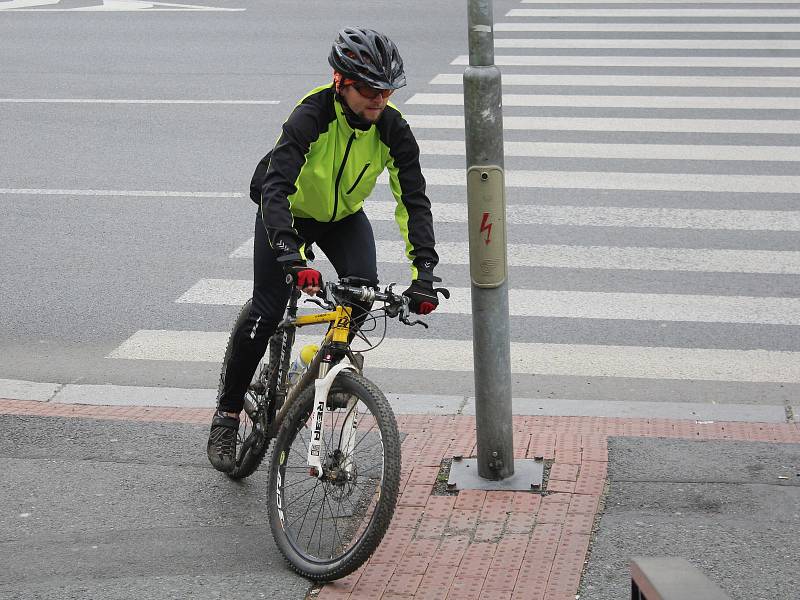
[177,279,800,326]
[108,330,800,383]
[0,98,280,105]
[417,140,800,162]
[508,8,800,16]
[430,73,800,87]
[395,203,800,231]
[231,239,800,274]
[494,38,800,49]
[404,114,800,134]
[521,0,800,5]
[408,93,800,110]
[0,188,242,198]
[382,169,800,194]
[452,54,800,68]
[494,23,800,31]
[393,203,800,231]
[225,202,800,231]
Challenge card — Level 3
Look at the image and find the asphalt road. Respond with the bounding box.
[0,413,310,600]
[0,0,475,390]
[2,0,799,410]
[581,437,800,600]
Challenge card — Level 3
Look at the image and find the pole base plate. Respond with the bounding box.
[447,457,544,491]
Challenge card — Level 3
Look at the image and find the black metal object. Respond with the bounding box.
[631,558,731,600]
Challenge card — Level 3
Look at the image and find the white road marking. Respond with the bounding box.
[108,330,800,383]
[494,38,800,50]
[509,8,800,16]
[52,383,216,407]
[431,73,800,87]
[494,23,800,32]
[370,202,800,232]
[387,168,800,194]
[408,93,800,110]
[231,238,800,274]
[464,397,787,423]
[417,140,800,162]
[235,199,800,232]
[177,279,800,325]
[452,54,800,68]
[1,377,785,420]
[0,188,243,197]
[3,0,244,10]
[7,187,798,229]
[404,114,800,134]
[0,378,60,402]
[522,0,800,3]
[0,98,277,104]
[0,0,59,8]
[76,0,243,10]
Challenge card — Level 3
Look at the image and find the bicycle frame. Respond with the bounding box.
[257,289,360,452]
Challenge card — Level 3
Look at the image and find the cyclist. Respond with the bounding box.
[207,27,443,473]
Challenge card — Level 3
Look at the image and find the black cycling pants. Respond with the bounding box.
[216,209,378,413]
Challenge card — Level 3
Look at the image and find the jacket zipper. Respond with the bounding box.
[331,132,356,223]
[345,162,371,195]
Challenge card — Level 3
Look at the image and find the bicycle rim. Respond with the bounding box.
[269,371,401,580]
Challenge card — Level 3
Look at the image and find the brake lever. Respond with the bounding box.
[401,316,429,329]
[304,297,334,310]
[434,286,451,300]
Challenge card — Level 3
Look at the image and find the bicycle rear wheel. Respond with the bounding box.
[267,369,401,581]
[218,299,268,480]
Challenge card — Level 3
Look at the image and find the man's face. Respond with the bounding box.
[341,83,393,123]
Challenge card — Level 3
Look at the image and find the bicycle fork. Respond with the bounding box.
[307,358,360,480]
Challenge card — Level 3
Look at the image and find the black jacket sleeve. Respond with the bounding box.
[380,109,439,280]
[260,104,320,259]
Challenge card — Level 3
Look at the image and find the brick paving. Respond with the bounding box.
[2,399,798,599]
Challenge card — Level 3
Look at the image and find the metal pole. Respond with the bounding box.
[464,0,514,480]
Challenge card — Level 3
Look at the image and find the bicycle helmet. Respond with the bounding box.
[328,27,407,90]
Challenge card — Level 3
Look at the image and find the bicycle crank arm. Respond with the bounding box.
[306,359,358,479]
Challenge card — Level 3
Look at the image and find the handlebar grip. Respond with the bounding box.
[434,287,451,300]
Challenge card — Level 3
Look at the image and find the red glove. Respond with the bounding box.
[284,263,323,291]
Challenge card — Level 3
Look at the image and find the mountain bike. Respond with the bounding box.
[217,276,449,581]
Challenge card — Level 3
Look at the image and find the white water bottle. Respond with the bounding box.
[287,344,319,385]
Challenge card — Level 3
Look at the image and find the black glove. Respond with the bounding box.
[403,279,439,315]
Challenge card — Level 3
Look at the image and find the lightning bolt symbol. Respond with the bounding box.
[480,212,492,245]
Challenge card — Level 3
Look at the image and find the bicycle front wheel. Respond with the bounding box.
[267,369,401,581]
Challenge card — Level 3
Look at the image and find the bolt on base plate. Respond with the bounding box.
[447,457,544,491]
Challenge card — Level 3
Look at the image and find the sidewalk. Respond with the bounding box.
[2,398,798,600]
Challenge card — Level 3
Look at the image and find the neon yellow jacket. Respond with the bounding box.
[260,84,438,280]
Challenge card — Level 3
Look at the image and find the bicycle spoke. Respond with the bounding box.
[292,477,319,537]
[283,479,321,513]
[325,486,343,559]
[282,476,319,491]
[306,483,326,555]
[317,481,329,557]
[347,421,379,455]
[353,458,384,478]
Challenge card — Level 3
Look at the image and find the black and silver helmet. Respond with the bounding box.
[328,27,407,90]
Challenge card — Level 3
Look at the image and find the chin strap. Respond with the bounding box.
[332,72,373,131]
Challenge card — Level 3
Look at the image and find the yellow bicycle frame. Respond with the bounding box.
[292,304,353,345]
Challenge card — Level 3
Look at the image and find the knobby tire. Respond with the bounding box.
[267,369,401,581]
[219,299,268,480]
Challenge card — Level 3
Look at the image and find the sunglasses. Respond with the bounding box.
[352,82,394,100]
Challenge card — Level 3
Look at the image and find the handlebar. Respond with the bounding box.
[309,280,449,328]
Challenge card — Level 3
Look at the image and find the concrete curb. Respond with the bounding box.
[0,378,790,422]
